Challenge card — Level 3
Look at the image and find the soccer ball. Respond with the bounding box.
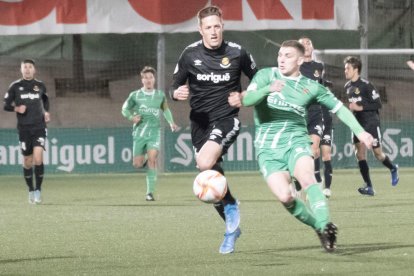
[193,170,228,203]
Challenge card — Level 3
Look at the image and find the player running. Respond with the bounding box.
[122,66,178,201]
[344,56,399,196]
[298,37,334,198]
[171,6,257,254]
[229,40,374,252]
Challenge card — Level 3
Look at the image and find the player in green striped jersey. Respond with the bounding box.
[122,66,178,201]
[228,40,374,252]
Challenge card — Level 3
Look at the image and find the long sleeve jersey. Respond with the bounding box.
[344,77,382,125]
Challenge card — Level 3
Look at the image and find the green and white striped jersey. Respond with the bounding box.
[246,67,343,149]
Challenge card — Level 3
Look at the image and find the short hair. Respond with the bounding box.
[140,66,156,77]
[298,36,311,42]
[21,59,35,65]
[344,56,362,73]
[197,5,222,25]
[280,40,305,56]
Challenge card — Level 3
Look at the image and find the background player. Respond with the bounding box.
[298,37,334,198]
[344,56,399,196]
[171,6,258,254]
[229,40,374,252]
[3,59,50,204]
[122,66,178,201]
[320,100,334,197]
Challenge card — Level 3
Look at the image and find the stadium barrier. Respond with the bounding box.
[0,122,412,175]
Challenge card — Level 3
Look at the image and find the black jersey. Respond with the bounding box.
[172,40,257,124]
[3,78,49,130]
[344,77,381,125]
[300,60,324,113]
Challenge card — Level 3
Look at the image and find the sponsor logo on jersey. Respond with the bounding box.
[33,85,40,92]
[267,93,306,116]
[20,93,40,100]
[349,96,362,103]
[220,57,231,69]
[138,104,160,116]
[194,59,202,66]
[197,72,230,83]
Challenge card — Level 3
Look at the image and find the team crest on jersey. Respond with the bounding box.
[354,88,360,94]
[194,59,202,66]
[313,70,320,78]
[220,57,231,69]
[33,85,40,92]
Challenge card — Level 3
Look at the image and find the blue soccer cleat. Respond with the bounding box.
[391,165,399,186]
[219,227,241,254]
[224,201,240,234]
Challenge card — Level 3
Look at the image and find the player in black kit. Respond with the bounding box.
[171,6,257,254]
[297,37,334,198]
[344,56,399,196]
[3,59,50,204]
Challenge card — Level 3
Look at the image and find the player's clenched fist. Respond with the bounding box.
[228,91,243,108]
[173,85,190,100]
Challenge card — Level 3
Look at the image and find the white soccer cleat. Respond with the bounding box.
[34,190,42,204]
[323,188,332,198]
[28,191,35,204]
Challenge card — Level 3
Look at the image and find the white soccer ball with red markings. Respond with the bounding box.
[193,170,228,203]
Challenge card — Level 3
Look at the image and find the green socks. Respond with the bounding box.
[146,169,157,194]
[284,198,317,228]
[306,183,329,230]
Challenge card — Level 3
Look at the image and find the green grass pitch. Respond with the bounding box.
[0,168,413,275]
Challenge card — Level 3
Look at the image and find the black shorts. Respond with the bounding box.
[191,117,240,158]
[307,109,323,137]
[321,128,333,146]
[353,122,381,149]
[18,128,47,156]
[321,111,333,146]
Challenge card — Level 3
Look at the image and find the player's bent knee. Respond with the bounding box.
[278,193,294,204]
[196,159,215,171]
